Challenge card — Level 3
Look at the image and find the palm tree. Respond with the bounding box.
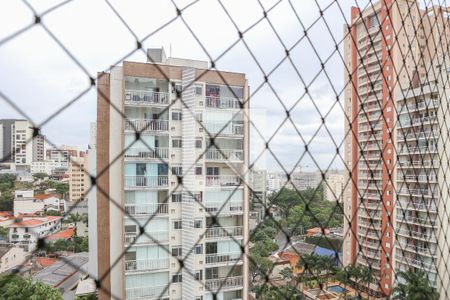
[359,266,374,300]
[65,213,83,235]
[392,270,438,300]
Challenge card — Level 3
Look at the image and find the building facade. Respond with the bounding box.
[96,48,249,300]
[324,171,345,202]
[69,155,90,202]
[0,119,34,168]
[343,1,450,297]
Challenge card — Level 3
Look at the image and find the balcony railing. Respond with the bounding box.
[125,175,168,188]
[205,226,243,239]
[126,285,168,300]
[124,89,169,105]
[399,145,437,154]
[205,201,243,214]
[397,200,437,212]
[399,116,437,127]
[125,119,169,132]
[396,255,436,270]
[125,258,169,272]
[396,215,436,227]
[125,148,169,160]
[206,96,242,109]
[206,252,242,265]
[397,228,436,242]
[400,243,436,256]
[205,149,244,161]
[124,203,168,216]
[205,175,241,187]
[205,276,243,291]
[204,122,244,135]
[124,231,169,245]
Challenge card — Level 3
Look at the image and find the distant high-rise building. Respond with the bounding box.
[324,171,345,202]
[96,48,249,300]
[69,155,89,202]
[0,119,35,169]
[32,134,46,162]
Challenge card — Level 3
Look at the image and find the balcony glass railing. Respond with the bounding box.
[125,258,169,272]
[205,276,243,291]
[204,122,244,135]
[124,175,168,188]
[205,226,243,239]
[206,96,242,109]
[124,231,169,245]
[125,148,169,160]
[205,149,243,161]
[205,252,242,265]
[125,119,169,132]
[205,201,243,214]
[124,89,170,105]
[124,203,168,216]
[126,285,168,300]
[205,175,241,187]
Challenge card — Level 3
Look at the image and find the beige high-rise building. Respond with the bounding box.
[69,154,89,202]
[96,48,249,300]
[343,1,450,298]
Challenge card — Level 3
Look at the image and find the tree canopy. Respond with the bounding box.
[0,274,62,300]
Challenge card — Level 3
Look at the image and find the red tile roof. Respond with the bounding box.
[0,211,12,218]
[46,227,76,241]
[34,194,60,201]
[9,219,43,227]
[36,257,58,268]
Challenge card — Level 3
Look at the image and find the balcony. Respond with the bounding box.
[124,231,169,245]
[397,200,437,212]
[400,243,436,256]
[206,175,241,187]
[125,119,169,133]
[204,122,244,136]
[399,145,437,154]
[399,116,437,128]
[205,201,243,215]
[399,100,439,114]
[396,215,436,227]
[124,148,169,160]
[205,149,244,162]
[206,252,242,265]
[125,258,169,272]
[206,96,242,109]
[396,255,436,271]
[398,160,438,168]
[205,226,243,239]
[124,203,168,216]
[400,174,437,183]
[124,175,168,189]
[397,228,436,242]
[126,285,168,300]
[398,188,436,197]
[124,89,169,106]
[205,276,243,291]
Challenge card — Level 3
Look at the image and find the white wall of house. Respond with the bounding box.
[0,246,26,273]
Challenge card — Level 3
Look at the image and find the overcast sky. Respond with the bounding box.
[0,0,372,172]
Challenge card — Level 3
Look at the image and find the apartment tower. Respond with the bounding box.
[96,48,249,300]
[343,0,450,297]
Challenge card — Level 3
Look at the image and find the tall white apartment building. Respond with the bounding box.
[96,48,249,300]
[0,119,34,168]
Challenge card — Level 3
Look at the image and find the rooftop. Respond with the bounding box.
[33,252,88,288]
[46,227,75,241]
[36,257,58,268]
[34,194,61,201]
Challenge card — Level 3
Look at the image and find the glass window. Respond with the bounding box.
[172,273,182,283]
[172,246,182,257]
[172,193,182,203]
[173,220,182,230]
[172,139,182,148]
[195,244,203,254]
[195,166,202,175]
[194,219,202,228]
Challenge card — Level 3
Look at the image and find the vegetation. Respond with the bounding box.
[0,274,62,300]
[35,180,69,197]
[75,294,97,300]
[45,235,88,253]
[270,187,343,234]
[249,219,279,282]
[253,284,304,299]
[32,173,49,180]
[0,174,15,211]
[0,227,8,240]
[392,270,439,300]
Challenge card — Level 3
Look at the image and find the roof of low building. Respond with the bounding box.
[36,257,58,268]
[33,252,88,288]
[34,194,61,201]
[46,228,76,241]
[8,216,62,228]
